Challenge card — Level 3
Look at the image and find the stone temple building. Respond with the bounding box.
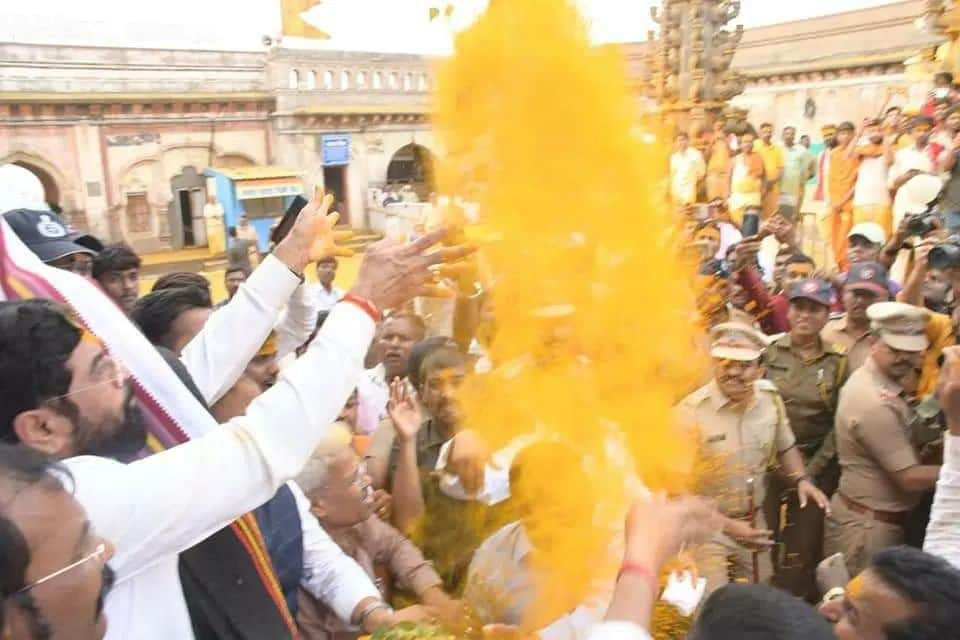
[0,43,436,252]
[0,0,947,252]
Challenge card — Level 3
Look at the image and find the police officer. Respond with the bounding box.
[824,302,942,578]
[822,261,891,372]
[764,278,848,602]
[677,323,829,593]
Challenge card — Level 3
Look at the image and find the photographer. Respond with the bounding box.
[939,104,960,236]
[896,240,956,398]
[888,116,944,231]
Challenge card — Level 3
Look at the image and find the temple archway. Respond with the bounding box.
[386,143,435,196]
[1,153,63,207]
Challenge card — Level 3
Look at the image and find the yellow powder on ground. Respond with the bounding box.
[430,0,704,632]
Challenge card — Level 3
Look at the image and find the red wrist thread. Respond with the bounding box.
[618,562,660,595]
[341,293,382,323]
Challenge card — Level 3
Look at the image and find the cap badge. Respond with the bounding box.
[36,215,66,239]
[803,281,818,293]
[861,267,876,279]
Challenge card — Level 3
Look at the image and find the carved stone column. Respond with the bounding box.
[643,0,746,133]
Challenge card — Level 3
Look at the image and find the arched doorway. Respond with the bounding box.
[12,161,60,208]
[386,143,435,198]
[168,166,208,249]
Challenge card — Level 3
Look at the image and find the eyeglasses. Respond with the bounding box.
[43,361,130,405]
[16,543,108,595]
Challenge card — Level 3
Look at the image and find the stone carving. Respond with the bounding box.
[642,0,746,119]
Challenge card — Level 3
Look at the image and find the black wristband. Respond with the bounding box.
[286,265,305,283]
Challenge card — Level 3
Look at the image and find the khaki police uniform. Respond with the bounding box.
[676,323,797,593]
[823,302,930,578]
[764,334,848,601]
[821,314,873,372]
[821,261,893,373]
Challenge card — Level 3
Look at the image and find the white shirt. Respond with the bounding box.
[180,255,302,404]
[464,522,612,640]
[715,222,742,262]
[889,145,941,225]
[670,148,705,205]
[65,303,376,640]
[853,154,890,207]
[202,202,224,221]
[587,622,651,640]
[924,434,960,569]
[315,283,345,312]
[276,282,319,360]
[356,364,390,435]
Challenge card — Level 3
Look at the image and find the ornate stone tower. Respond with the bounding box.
[922,0,960,74]
[640,0,746,134]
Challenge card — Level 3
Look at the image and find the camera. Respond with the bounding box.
[928,235,960,270]
[906,212,940,237]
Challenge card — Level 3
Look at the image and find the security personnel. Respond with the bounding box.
[824,302,942,578]
[821,261,890,372]
[764,278,849,602]
[677,322,829,593]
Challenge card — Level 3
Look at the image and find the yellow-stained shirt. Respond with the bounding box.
[675,379,796,516]
[919,312,956,398]
[756,140,785,182]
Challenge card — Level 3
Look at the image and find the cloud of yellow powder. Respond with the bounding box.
[431,0,705,629]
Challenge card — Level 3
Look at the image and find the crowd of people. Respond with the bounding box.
[670,72,960,274]
[3,75,960,640]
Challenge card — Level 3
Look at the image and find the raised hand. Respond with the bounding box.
[273,188,354,274]
[349,227,477,311]
[448,429,491,496]
[623,495,723,569]
[387,377,423,442]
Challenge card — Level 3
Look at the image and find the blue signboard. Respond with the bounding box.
[322,134,351,166]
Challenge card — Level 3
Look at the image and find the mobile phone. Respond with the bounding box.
[269,195,309,246]
[742,210,760,237]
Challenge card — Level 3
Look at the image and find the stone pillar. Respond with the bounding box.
[643,0,746,135]
[73,122,110,241]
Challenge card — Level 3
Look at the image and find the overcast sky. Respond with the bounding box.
[3,0,907,53]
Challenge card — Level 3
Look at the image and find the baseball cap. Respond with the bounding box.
[2,208,96,263]
[710,322,767,361]
[845,261,889,297]
[70,232,104,254]
[848,222,886,246]
[868,302,930,352]
[788,278,833,307]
